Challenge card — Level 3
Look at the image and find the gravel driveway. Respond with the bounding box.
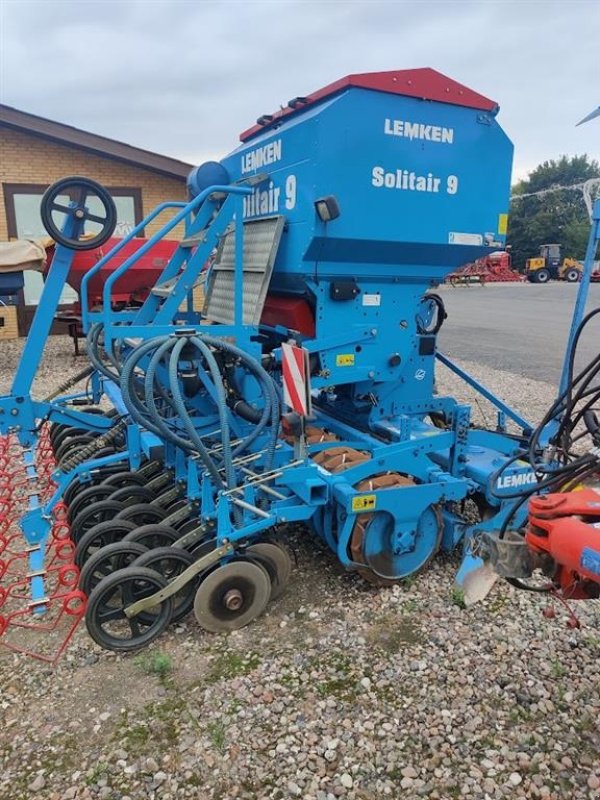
[0,337,599,800]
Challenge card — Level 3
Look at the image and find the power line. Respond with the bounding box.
[511,178,600,220]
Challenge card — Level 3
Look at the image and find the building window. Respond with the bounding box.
[3,183,143,305]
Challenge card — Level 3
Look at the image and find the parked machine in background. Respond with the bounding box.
[526,243,582,283]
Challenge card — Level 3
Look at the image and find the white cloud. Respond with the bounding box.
[1,0,598,180]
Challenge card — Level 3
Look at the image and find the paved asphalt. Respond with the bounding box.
[437,282,600,384]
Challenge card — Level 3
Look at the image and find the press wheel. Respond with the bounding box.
[246,541,292,600]
[116,503,168,526]
[85,567,173,651]
[133,546,196,622]
[123,523,180,550]
[79,541,148,596]
[74,519,138,568]
[193,560,271,633]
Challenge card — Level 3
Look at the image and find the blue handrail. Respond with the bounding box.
[80,201,188,329]
[98,184,251,331]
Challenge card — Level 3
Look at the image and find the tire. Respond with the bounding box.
[79,541,148,595]
[74,519,138,568]
[116,503,168,526]
[85,567,173,651]
[109,485,155,505]
[535,269,551,284]
[101,471,147,489]
[565,268,580,283]
[133,546,196,622]
[71,500,126,544]
[67,484,114,524]
[123,523,180,550]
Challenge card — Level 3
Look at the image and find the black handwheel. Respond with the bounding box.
[85,567,173,651]
[41,176,117,251]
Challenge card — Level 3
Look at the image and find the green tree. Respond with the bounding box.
[507,155,600,268]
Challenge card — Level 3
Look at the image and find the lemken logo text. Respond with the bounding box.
[241,139,282,174]
[496,472,537,490]
[384,118,454,144]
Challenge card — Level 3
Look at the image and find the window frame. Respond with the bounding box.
[3,183,144,239]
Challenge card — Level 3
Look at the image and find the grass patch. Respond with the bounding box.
[207,650,261,683]
[135,651,174,680]
[206,720,227,752]
[450,586,466,609]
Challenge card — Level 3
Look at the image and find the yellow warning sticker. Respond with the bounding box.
[352,494,376,512]
[336,354,355,367]
[498,213,508,235]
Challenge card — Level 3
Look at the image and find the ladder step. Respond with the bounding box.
[180,233,207,248]
[150,277,179,297]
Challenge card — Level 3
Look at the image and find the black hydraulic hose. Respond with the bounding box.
[86,323,120,382]
[165,337,225,487]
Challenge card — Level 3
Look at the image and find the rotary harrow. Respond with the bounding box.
[1,68,598,662]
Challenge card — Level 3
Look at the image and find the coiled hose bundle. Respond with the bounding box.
[118,332,280,493]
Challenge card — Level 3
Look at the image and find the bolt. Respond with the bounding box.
[223,588,243,611]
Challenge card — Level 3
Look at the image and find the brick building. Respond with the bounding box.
[0,104,193,332]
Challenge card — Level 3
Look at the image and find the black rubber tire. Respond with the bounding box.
[109,485,155,505]
[71,499,126,544]
[79,541,148,596]
[55,434,97,464]
[565,268,580,283]
[85,567,173,652]
[133,546,196,622]
[123,523,180,550]
[101,471,147,489]
[67,484,114,524]
[52,427,90,454]
[75,518,138,568]
[116,504,168,526]
[536,268,551,284]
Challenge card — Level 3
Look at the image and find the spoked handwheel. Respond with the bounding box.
[41,176,117,251]
[193,560,271,633]
[85,567,173,651]
[246,541,292,600]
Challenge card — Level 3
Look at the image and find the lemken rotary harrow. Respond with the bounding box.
[1,68,599,661]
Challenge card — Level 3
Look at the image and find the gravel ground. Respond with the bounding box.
[0,336,599,800]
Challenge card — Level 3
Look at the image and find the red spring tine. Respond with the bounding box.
[53,502,68,522]
[51,522,72,542]
[49,540,75,561]
[0,587,7,608]
[62,590,87,616]
[0,560,7,580]
[57,564,79,589]
[0,615,7,636]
